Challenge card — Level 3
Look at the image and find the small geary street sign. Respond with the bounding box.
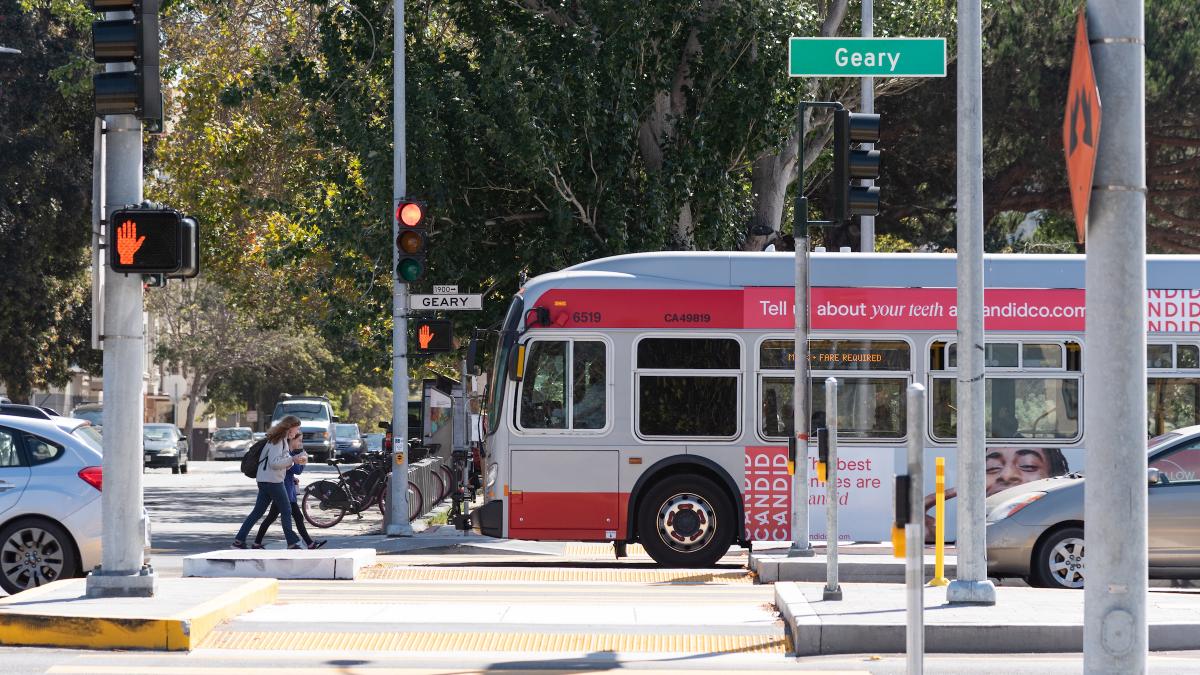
[1063,8,1101,245]
[410,294,482,311]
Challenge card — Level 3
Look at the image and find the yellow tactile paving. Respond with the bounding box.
[357,565,751,584]
[562,542,648,557]
[198,630,789,655]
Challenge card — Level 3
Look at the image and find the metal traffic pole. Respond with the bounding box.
[387,0,414,536]
[789,101,814,558]
[906,383,927,673]
[946,0,995,606]
[823,377,842,600]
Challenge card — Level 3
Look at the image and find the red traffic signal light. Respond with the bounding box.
[395,199,427,284]
[107,207,198,277]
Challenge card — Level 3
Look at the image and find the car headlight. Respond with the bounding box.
[987,491,1045,522]
[159,446,178,455]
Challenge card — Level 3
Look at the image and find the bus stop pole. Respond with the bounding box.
[906,384,927,674]
[823,377,842,600]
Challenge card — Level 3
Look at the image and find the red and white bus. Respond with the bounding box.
[470,251,1200,566]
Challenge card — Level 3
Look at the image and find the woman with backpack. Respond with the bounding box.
[251,437,326,549]
[232,415,304,549]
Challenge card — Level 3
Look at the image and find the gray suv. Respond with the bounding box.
[271,395,339,462]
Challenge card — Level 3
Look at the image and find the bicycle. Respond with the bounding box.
[302,452,421,527]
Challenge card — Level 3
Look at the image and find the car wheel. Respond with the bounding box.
[637,474,735,568]
[1032,526,1086,589]
[0,519,80,594]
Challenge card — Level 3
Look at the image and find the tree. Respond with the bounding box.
[146,279,328,443]
[0,0,100,402]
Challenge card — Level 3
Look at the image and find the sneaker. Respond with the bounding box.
[231,540,247,549]
[251,543,265,550]
[308,540,327,550]
[288,543,303,550]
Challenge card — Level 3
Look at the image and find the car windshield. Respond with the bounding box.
[73,408,103,425]
[1148,432,1180,452]
[276,403,329,421]
[73,425,103,453]
[143,426,175,441]
[335,425,359,439]
[214,429,252,441]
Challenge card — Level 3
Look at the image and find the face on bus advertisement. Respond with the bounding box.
[922,447,1081,543]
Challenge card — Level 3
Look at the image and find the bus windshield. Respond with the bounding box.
[485,296,523,435]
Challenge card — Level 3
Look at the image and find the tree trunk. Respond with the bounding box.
[183,371,206,456]
[2,378,32,404]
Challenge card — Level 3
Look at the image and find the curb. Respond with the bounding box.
[0,578,277,651]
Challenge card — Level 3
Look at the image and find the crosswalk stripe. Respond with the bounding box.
[357,566,751,584]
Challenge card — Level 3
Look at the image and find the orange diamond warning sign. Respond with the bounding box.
[1063,8,1101,244]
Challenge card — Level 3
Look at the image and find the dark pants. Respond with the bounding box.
[255,501,311,546]
[236,481,299,546]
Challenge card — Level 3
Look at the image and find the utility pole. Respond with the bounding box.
[946,0,995,605]
[859,0,875,253]
[387,0,414,536]
[85,9,155,598]
[1083,2,1147,671]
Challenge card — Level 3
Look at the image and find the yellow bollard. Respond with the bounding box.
[929,456,949,586]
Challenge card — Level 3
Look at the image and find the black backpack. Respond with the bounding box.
[240,438,270,479]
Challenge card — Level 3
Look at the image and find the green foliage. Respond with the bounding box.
[0,0,100,402]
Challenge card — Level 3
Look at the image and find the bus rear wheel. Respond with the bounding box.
[637,474,734,568]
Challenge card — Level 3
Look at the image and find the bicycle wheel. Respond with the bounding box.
[407,481,423,522]
[302,480,350,528]
[376,479,423,522]
[439,464,455,501]
[429,471,445,504]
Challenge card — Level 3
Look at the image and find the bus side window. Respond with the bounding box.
[572,341,607,430]
[519,341,568,429]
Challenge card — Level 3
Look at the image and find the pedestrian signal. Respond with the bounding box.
[412,319,452,354]
[107,207,198,277]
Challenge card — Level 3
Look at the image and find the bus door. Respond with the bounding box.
[508,338,619,539]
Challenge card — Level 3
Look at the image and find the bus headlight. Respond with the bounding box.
[486,463,499,489]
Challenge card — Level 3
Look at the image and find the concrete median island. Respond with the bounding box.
[0,577,277,651]
[774,581,1200,656]
[182,548,376,580]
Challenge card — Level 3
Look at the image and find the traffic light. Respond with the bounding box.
[413,319,452,354]
[108,207,199,277]
[90,0,162,129]
[831,109,881,223]
[395,199,427,284]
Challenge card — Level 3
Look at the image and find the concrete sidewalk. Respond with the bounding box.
[775,581,1200,656]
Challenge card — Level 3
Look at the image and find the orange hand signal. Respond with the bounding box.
[116,219,146,265]
[418,324,434,349]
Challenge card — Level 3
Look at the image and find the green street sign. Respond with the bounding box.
[789,38,946,77]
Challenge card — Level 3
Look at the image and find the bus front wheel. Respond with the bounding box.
[637,474,734,568]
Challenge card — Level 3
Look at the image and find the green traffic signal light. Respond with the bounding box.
[397,258,423,283]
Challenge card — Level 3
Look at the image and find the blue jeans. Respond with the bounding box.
[236,481,299,546]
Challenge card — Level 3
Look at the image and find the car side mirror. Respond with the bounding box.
[332,415,340,423]
[1148,467,1163,485]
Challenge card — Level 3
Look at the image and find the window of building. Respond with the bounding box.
[637,337,740,439]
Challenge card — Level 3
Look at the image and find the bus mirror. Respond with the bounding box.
[525,307,550,328]
[509,344,526,382]
[466,329,480,374]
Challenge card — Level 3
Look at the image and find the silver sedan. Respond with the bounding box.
[986,427,1200,588]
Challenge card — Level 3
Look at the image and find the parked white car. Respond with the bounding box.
[0,411,147,594]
